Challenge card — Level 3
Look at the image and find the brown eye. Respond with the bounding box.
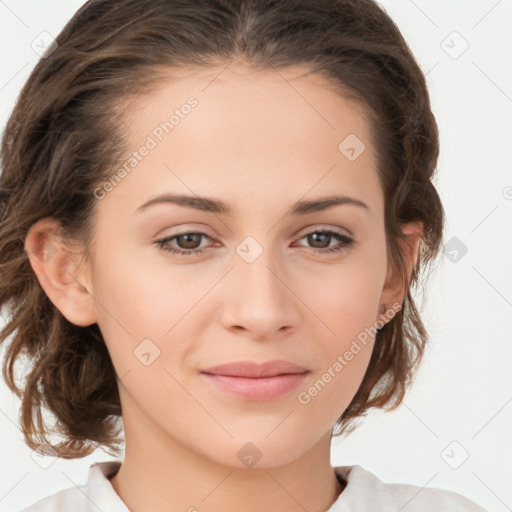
[155,232,211,256]
[306,232,332,249]
[174,233,203,250]
[296,229,355,254]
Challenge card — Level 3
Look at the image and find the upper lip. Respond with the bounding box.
[201,360,309,378]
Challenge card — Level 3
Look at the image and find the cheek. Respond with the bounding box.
[89,245,171,369]
[296,288,378,427]
[304,256,385,336]
[92,240,189,332]
[296,254,384,409]
[90,243,216,383]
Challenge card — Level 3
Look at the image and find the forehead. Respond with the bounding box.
[103,63,382,219]
[127,62,374,148]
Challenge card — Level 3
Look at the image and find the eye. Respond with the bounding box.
[155,232,212,257]
[154,228,355,257]
[294,229,355,254]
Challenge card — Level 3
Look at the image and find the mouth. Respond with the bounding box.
[200,360,310,401]
[200,372,309,401]
[201,359,309,378]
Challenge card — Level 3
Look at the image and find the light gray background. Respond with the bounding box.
[0,1,511,511]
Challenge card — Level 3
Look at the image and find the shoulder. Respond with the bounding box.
[17,460,126,512]
[17,486,88,512]
[333,465,488,512]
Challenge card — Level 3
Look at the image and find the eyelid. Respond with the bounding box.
[297,224,353,239]
[155,224,353,242]
[152,224,217,242]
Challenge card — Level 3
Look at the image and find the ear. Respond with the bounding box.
[378,220,424,322]
[24,217,97,327]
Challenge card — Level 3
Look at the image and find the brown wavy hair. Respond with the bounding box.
[0,0,444,458]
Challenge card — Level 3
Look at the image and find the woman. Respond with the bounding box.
[0,0,487,510]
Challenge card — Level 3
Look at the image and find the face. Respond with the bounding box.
[72,63,401,468]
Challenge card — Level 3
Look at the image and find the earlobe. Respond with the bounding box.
[24,218,97,327]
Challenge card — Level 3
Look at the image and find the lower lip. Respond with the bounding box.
[200,372,309,401]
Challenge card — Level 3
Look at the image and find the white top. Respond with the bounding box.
[18,460,488,512]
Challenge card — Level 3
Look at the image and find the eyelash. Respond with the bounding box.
[154,229,355,257]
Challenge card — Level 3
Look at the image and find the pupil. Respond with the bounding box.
[310,233,329,248]
[179,233,200,249]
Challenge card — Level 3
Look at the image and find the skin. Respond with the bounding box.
[25,63,422,512]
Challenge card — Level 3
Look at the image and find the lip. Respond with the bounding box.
[200,360,310,401]
[201,359,309,378]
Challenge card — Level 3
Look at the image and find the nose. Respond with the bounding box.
[220,247,301,340]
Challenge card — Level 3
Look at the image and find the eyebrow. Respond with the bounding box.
[134,193,369,216]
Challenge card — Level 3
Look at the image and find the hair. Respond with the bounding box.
[0,0,444,458]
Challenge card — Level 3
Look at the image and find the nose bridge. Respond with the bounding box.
[235,236,285,306]
[222,235,300,336]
